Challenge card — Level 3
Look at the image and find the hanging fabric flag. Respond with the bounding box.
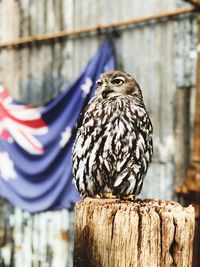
[0,40,116,212]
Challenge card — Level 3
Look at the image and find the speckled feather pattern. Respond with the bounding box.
[72,71,153,198]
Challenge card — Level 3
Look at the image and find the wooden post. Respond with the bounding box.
[74,198,194,267]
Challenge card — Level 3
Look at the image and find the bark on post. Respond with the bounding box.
[74,198,195,267]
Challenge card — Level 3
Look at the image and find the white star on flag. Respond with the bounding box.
[81,77,93,97]
[59,127,72,148]
[0,151,17,180]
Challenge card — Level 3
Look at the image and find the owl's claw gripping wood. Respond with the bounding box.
[90,193,117,199]
[120,194,136,201]
[72,70,153,199]
[100,193,117,199]
[93,194,101,199]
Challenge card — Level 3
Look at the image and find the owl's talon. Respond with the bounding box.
[100,193,117,199]
[92,193,117,199]
[94,194,101,199]
[120,194,136,201]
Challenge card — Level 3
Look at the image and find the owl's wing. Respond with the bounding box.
[77,107,86,129]
[76,95,99,129]
[76,98,92,130]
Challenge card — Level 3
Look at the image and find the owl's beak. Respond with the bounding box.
[101,84,115,99]
[102,89,114,99]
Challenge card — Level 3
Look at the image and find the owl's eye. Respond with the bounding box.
[111,76,125,86]
[96,79,103,87]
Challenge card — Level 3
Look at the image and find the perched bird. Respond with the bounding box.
[72,70,153,200]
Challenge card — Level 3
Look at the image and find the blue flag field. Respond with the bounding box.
[0,40,115,212]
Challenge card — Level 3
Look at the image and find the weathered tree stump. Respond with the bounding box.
[74,198,195,267]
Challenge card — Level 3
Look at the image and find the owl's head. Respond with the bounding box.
[95,70,143,100]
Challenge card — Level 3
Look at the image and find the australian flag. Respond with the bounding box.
[0,40,116,212]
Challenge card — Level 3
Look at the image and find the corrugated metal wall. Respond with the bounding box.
[0,0,197,266]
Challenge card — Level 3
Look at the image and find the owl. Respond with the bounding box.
[72,70,153,200]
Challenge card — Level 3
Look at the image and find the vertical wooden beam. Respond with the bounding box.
[176,8,200,267]
[192,14,200,163]
[174,87,191,186]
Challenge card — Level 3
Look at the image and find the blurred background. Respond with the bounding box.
[0,0,199,266]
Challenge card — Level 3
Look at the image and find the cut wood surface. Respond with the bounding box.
[74,198,195,267]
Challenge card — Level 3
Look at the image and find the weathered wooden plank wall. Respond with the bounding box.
[13,209,74,267]
[0,0,197,266]
[0,204,74,267]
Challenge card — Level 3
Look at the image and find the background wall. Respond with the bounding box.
[0,0,197,266]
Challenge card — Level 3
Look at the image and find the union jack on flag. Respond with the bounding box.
[0,40,116,212]
[0,85,48,155]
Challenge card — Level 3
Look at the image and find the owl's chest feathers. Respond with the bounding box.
[78,97,147,162]
[83,97,145,135]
